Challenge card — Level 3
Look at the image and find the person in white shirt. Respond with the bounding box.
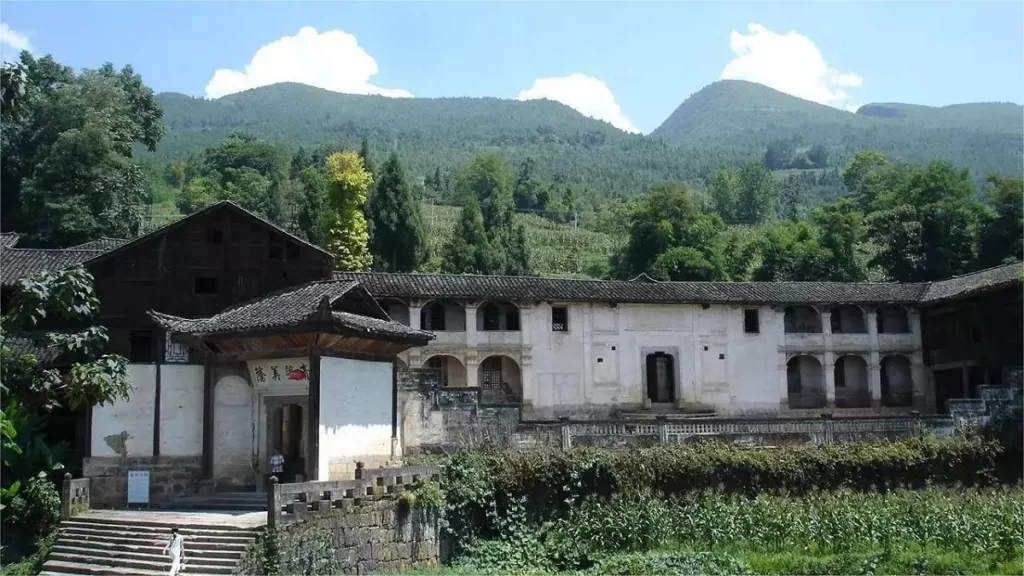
[163,527,185,576]
[270,448,285,480]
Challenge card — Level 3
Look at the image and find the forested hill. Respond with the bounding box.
[651,80,1024,179]
[152,83,743,196]
[150,80,1023,196]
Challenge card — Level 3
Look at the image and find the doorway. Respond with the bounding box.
[645,352,676,404]
[264,398,307,484]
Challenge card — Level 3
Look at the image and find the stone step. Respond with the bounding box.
[66,516,257,533]
[46,552,235,575]
[51,539,245,559]
[41,559,220,576]
[59,526,256,547]
[50,545,239,568]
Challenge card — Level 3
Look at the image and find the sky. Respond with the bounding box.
[1,2,1022,134]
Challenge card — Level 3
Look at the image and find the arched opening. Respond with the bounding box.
[834,355,870,408]
[478,355,522,404]
[270,403,305,482]
[829,305,866,334]
[877,305,910,334]
[784,306,822,334]
[420,299,466,332]
[379,298,410,326]
[645,352,676,404]
[477,301,520,331]
[881,355,913,407]
[422,355,467,388]
[787,355,825,409]
[213,375,254,483]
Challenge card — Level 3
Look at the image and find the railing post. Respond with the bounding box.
[61,472,72,520]
[267,476,279,529]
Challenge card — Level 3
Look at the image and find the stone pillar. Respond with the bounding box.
[961,364,970,398]
[465,352,480,389]
[908,309,929,411]
[778,353,790,414]
[520,353,534,412]
[409,301,423,331]
[867,308,881,409]
[465,303,478,348]
[824,351,836,409]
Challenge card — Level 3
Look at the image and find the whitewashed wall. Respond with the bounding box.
[212,374,253,483]
[158,365,205,456]
[319,357,393,481]
[92,364,157,457]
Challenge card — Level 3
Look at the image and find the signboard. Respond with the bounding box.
[127,470,150,505]
[247,357,310,387]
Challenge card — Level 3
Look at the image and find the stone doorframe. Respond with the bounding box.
[260,395,308,490]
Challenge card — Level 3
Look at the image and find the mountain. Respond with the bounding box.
[150,83,743,196]
[651,80,1023,179]
[149,81,1023,198]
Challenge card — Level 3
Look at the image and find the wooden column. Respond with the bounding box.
[307,352,321,482]
[201,357,215,479]
[391,358,399,460]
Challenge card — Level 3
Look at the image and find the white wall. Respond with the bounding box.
[213,374,254,483]
[158,365,204,456]
[92,364,156,457]
[319,357,393,481]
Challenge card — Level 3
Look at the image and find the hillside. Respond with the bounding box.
[651,80,1023,179]
[150,83,742,196]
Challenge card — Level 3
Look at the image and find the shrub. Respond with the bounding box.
[589,551,752,576]
[2,472,60,551]
[234,523,339,576]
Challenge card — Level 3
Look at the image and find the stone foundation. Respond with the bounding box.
[82,456,201,507]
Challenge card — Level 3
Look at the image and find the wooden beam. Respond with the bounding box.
[153,360,162,457]
[307,350,321,482]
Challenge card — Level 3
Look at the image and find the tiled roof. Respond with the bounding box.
[2,335,60,364]
[149,280,433,343]
[1,248,105,287]
[333,271,930,305]
[70,238,130,251]
[920,262,1023,303]
[1,233,20,248]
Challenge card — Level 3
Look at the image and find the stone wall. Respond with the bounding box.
[267,465,441,575]
[82,456,201,508]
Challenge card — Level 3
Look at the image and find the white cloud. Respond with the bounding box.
[0,23,33,55]
[516,73,640,133]
[720,23,863,111]
[204,26,412,99]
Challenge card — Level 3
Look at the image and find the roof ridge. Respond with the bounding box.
[928,261,1023,283]
[204,279,357,319]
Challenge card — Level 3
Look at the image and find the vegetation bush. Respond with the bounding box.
[439,432,1005,547]
[234,523,340,576]
[0,473,60,560]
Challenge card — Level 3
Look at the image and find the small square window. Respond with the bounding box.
[207,229,224,244]
[552,306,568,332]
[744,309,760,334]
[129,331,154,363]
[194,276,218,295]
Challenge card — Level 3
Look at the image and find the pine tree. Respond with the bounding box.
[441,193,497,274]
[323,151,373,271]
[359,138,375,176]
[368,152,427,272]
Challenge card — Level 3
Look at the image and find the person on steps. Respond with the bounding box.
[270,448,285,481]
[163,527,185,576]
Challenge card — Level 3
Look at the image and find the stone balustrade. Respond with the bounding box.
[61,473,91,519]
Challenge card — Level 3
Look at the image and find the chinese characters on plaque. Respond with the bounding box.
[246,357,310,386]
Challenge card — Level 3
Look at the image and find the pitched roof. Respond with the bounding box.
[333,271,930,305]
[2,335,60,364]
[149,280,433,343]
[70,238,130,251]
[1,233,20,248]
[1,248,105,287]
[920,262,1023,303]
[83,201,329,268]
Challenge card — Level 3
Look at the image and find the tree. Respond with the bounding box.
[3,54,164,245]
[323,151,373,271]
[368,153,428,272]
[977,175,1024,268]
[706,168,738,221]
[358,137,375,177]
[513,157,542,210]
[615,183,726,280]
[811,198,868,281]
[807,143,829,168]
[842,151,890,212]
[452,154,531,275]
[763,139,795,170]
[735,161,778,223]
[753,220,829,282]
[440,194,498,274]
[295,166,327,245]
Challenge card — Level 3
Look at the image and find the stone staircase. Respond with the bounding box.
[41,513,261,575]
[165,491,267,513]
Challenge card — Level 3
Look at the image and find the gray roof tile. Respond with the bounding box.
[1,248,104,287]
[920,262,1023,303]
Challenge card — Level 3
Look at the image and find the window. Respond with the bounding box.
[744,309,760,334]
[423,303,446,331]
[129,331,154,363]
[194,276,218,295]
[552,306,568,332]
[506,309,520,331]
[207,228,223,244]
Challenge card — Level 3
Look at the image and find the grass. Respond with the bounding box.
[0,532,57,576]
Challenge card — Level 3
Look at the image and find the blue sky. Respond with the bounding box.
[1,1,1022,134]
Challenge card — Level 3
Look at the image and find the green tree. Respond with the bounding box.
[615,183,726,280]
[454,154,531,275]
[842,151,891,212]
[323,151,373,271]
[3,54,164,245]
[753,220,829,281]
[808,143,830,168]
[359,137,375,177]
[296,166,327,245]
[811,198,868,281]
[706,168,739,221]
[513,157,542,210]
[977,175,1024,268]
[368,153,428,272]
[440,194,498,274]
[735,161,777,223]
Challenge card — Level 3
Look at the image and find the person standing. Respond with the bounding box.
[163,527,185,576]
[270,448,285,481]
